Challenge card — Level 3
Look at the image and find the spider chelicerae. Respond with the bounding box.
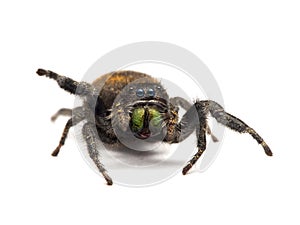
[36,68,272,185]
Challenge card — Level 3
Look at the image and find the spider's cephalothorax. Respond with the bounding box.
[91,71,171,144]
[36,69,273,185]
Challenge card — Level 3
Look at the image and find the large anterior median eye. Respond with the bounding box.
[131,108,145,132]
[136,88,145,97]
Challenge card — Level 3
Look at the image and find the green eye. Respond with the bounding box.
[131,108,144,131]
[149,108,162,127]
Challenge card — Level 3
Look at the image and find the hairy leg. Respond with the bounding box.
[36,68,98,97]
[37,68,107,117]
[170,97,218,142]
[51,108,72,122]
[82,122,113,185]
[181,101,208,175]
[167,100,272,175]
[206,100,272,156]
[170,97,191,111]
[52,107,85,156]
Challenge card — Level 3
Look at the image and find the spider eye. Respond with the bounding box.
[147,88,155,97]
[136,88,145,97]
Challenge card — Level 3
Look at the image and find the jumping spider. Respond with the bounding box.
[36,68,272,185]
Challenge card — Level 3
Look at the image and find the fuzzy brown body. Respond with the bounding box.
[89,70,178,144]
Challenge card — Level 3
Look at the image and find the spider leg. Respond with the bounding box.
[169,97,192,111]
[206,100,272,156]
[169,97,218,142]
[168,100,272,175]
[37,68,107,116]
[52,107,85,156]
[51,108,72,122]
[36,68,98,97]
[82,122,113,185]
[180,101,208,175]
[163,100,208,174]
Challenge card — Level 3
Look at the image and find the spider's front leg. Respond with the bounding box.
[207,100,272,156]
[177,100,272,175]
[164,100,209,174]
[180,101,209,175]
[36,68,98,97]
[82,122,113,185]
[170,97,218,142]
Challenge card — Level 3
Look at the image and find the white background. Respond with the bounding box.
[1,0,299,224]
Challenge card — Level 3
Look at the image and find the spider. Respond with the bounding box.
[36,68,272,185]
